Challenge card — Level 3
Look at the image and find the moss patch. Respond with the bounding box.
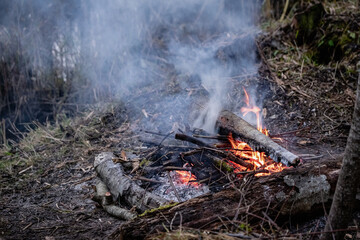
[138,202,179,218]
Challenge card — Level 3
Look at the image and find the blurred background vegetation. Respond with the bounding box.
[0,0,358,146]
[0,0,117,144]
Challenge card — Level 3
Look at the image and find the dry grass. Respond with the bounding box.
[0,102,126,177]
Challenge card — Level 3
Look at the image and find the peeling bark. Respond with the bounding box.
[94,152,169,212]
[92,179,136,220]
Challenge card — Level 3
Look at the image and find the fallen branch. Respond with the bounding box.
[92,179,136,220]
[94,152,169,212]
[103,205,136,221]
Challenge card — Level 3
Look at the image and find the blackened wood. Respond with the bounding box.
[162,166,192,171]
[216,110,300,166]
[204,147,255,170]
[174,132,255,169]
[175,133,211,148]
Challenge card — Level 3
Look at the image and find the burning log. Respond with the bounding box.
[204,147,255,170]
[216,110,300,166]
[94,152,169,212]
[175,133,255,169]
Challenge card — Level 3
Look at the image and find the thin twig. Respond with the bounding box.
[167,172,181,202]
[284,226,358,237]
[192,134,228,140]
[181,149,202,157]
[163,166,192,171]
[302,155,324,160]
[143,130,168,136]
[175,133,211,147]
[269,127,310,138]
[158,131,174,147]
[262,211,281,231]
[133,176,164,184]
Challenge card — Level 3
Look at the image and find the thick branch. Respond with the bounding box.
[94,152,169,212]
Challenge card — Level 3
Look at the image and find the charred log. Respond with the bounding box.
[174,133,254,169]
[175,133,211,147]
[216,110,300,166]
[203,147,255,170]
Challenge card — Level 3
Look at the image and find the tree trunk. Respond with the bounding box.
[321,74,360,240]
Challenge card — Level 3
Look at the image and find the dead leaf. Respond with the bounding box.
[130,158,140,174]
[298,140,311,145]
[345,233,352,239]
[345,88,355,101]
[121,150,127,161]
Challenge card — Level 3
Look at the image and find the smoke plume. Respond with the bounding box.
[0,0,262,134]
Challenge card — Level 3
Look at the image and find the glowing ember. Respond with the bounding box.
[174,170,200,188]
[228,88,287,177]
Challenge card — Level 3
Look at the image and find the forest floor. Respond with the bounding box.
[1,1,359,239]
[0,104,131,239]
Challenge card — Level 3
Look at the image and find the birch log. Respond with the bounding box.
[94,152,169,212]
[216,110,300,166]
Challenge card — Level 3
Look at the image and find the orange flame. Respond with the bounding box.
[174,170,200,188]
[228,88,286,177]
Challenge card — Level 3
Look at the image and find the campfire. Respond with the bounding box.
[171,88,289,183]
[94,87,301,210]
[1,0,357,239]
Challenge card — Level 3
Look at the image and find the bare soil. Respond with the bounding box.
[0,104,131,239]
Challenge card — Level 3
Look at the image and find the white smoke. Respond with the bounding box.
[0,0,262,132]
